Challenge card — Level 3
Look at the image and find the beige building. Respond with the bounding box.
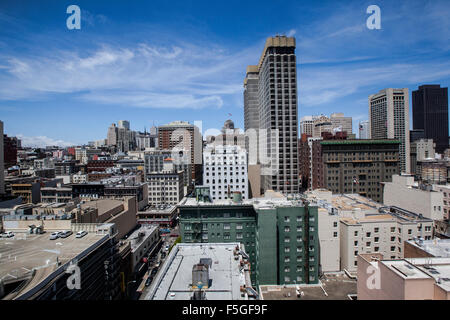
[383,174,444,221]
[432,184,450,220]
[330,113,352,135]
[304,190,340,272]
[306,192,434,272]
[369,88,410,173]
[357,254,450,300]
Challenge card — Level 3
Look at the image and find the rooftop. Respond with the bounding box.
[126,225,159,252]
[259,273,356,300]
[406,257,450,292]
[407,238,450,258]
[142,243,254,300]
[381,260,431,280]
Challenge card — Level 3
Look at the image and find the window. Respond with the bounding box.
[333,232,338,237]
[354,231,358,236]
[374,227,379,233]
[374,247,379,252]
[390,246,395,252]
[354,251,358,256]
[285,237,290,243]
[366,232,371,237]
[366,242,371,247]
[391,227,395,232]
[333,222,338,227]
[408,229,412,235]
[284,216,290,223]
[236,233,243,240]
[285,247,290,253]
[354,241,358,246]
[284,257,290,263]
[224,223,230,230]
[285,226,290,233]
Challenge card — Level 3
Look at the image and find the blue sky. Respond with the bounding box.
[0,0,449,147]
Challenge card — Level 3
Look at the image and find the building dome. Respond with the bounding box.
[223,119,235,130]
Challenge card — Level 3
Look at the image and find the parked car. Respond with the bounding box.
[1,231,14,238]
[50,232,60,240]
[145,276,153,287]
[164,245,170,251]
[75,230,87,238]
[151,267,158,276]
[59,230,73,238]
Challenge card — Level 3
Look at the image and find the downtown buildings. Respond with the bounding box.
[0,120,4,195]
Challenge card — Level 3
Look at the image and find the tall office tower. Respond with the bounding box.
[118,120,130,130]
[0,120,4,194]
[300,115,317,136]
[359,120,370,139]
[412,85,449,154]
[369,88,410,173]
[158,121,202,184]
[330,113,352,134]
[106,123,118,146]
[253,36,299,194]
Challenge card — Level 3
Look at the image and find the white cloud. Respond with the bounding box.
[16,134,75,148]
[0,41,255,110]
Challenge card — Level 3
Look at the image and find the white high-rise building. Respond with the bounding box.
[118,120,130,130]
[203,145,248,201]
[359,120,370,139]
[369,88,410,173]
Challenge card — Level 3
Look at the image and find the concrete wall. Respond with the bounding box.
[3,219,71,232]
[318,208,340,272]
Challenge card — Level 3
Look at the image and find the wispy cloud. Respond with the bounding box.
[0,41,255,109]
[16,134,75,148]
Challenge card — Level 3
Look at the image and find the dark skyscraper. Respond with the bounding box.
[412,85,449,154]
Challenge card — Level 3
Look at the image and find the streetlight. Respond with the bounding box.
[127,280,136,300]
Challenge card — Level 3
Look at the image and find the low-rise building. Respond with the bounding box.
[137,205,177,227]
[147,170,184,207]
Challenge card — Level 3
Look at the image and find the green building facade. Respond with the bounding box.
[178,198,319,286]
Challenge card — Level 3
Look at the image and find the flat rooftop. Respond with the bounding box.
[142,243,250,300]
[331,194,382,212]
[80,198,124,215]
[180,191,304,209]
[406,257,450,292]
[407,239,450,258]
[260,273,356,300]
[0,231,108,299]
[381,260,432,280]
[127,225,159,252]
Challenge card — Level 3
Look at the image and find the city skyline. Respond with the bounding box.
[0,0,449,147]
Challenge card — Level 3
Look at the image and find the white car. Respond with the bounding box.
[76,230,87,238]
[50,232,60,240]
[1,231,14,238]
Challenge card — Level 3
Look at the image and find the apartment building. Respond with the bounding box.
[178,188,319,286]
[144,149,192,187]
[359,120,370,139]
[432,184,450,220]
[203,145,248,201]
[147,170,184,207]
